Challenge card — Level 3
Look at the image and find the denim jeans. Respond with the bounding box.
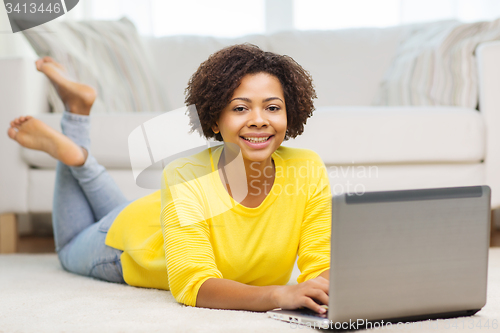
[52,111,132,284]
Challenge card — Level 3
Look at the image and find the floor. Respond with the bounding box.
[16,229,500,253]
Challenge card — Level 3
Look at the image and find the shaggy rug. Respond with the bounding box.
[1,250,499,333]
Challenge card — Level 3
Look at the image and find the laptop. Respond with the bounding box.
[268,186,491,329]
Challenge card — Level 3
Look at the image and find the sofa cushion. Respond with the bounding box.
[283,106,485,164]
[21,113,165,169]
[21,17,169,114]
[21,106,485,170]
[266,27,403,107]
[145,34,270,109]
[145,26,403,109]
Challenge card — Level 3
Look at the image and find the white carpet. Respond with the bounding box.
[1,250,499,333]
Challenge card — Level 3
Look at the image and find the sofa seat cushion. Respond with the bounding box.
[283,106,485,165]
[22,106,485,169]
[21,113,166,169]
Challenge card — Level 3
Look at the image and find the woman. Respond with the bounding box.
[7,44,331,314]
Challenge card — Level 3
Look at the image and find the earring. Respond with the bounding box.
[213,129,219,134]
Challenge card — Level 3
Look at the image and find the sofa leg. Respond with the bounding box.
[0,213,18,253]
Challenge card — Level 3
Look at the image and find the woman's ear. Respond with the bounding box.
[212,122,219,134]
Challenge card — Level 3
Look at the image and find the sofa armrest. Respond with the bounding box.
[477,41,500,209]
[0,57,49,214]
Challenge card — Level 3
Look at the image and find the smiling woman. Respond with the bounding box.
[152,44,331,312]
[7,43,332,316]
[105,44,332,312]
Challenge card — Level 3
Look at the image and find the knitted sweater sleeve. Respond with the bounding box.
[161,167,223,307]
[297,156,332,283]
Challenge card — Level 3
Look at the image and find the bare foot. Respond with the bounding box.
[36,57,97,115]
[7,116,87,167]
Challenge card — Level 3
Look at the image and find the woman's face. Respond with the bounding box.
[212,72,287,164]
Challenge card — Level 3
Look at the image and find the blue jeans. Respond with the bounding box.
[52,111,132,284]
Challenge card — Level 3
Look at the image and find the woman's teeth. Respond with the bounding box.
[243,136,270,143]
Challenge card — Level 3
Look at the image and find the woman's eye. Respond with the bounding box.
[268,106,280,111]
[233,106,246,112]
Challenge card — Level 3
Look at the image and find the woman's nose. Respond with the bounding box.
[247,108,268,127]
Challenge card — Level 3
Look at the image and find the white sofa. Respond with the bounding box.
[1,25,500,253]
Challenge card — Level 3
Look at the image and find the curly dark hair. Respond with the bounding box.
[184,43,317,141]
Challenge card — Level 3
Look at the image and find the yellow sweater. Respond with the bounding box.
[105,146,331,307]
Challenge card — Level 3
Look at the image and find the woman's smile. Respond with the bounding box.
[240,133,274,148]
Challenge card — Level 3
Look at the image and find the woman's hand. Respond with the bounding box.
[272,276,329,314]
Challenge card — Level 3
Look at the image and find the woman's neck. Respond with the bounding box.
[218,147,275,202]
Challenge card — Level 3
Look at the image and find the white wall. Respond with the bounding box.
[294,0,500,30]
[3,0,500,58]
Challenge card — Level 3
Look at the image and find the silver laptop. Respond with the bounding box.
[268,186,491,329]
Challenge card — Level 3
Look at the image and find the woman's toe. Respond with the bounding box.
[43,56,63,69]
[35,59,44,71]
[7,127,18,140]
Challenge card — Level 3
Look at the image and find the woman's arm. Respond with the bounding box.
[196,278,278,311]
[319,269,329,280]
[197,275,329,313]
